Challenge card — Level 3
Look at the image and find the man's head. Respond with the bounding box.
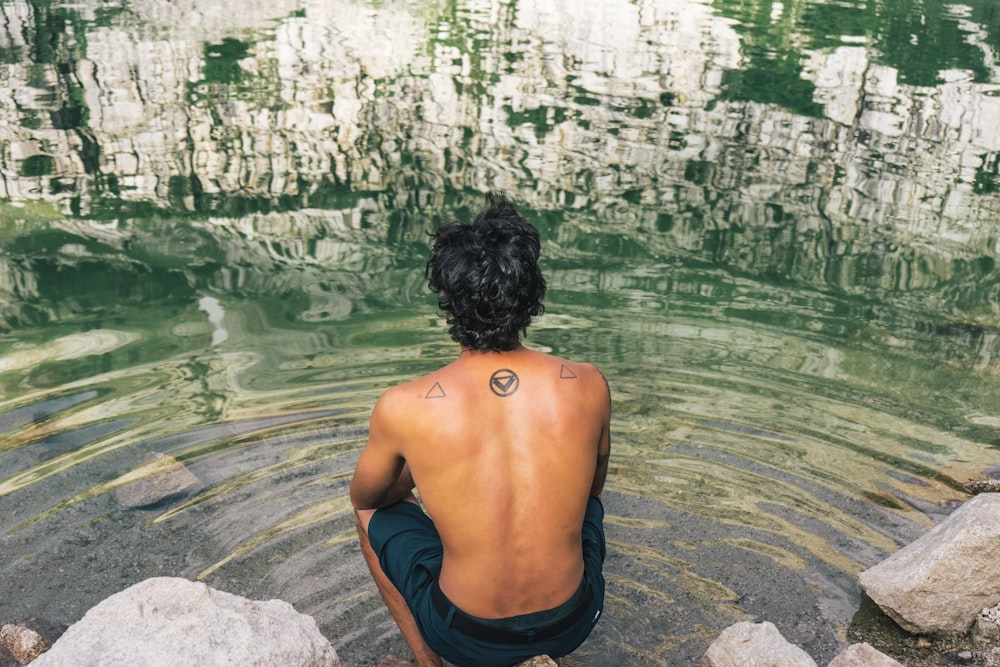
[426,192,547,352]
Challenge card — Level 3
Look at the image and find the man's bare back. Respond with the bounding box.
[360,346,610,618]
[349,192,609,666]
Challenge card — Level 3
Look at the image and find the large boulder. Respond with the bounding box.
[31,577,339,667]
[701,621,817,667]
[857,493,1000,635]
[827,643,903,667]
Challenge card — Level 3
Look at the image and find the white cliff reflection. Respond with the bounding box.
[2,1,1000,665]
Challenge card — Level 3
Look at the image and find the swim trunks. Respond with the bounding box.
[367,496,606,667]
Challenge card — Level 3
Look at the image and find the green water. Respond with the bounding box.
[2,0,1000,664]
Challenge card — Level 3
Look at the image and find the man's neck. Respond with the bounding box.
[458,344,525,358]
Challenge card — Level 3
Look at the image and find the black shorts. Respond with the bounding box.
[367,497,606,667]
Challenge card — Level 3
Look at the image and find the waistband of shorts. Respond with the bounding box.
[429,577,595,645]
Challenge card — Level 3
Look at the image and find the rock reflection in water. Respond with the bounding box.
[2,0,1000,665]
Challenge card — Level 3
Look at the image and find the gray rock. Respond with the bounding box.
[113,453,202,509]
[857,493,1000,635]
[0,624,49,664]
[701,621,817,667]
[827,643,904,667]
[31,577,339,667]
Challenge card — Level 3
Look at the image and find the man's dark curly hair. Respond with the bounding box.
[426,192,547,352]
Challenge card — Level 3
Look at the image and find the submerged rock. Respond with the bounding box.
[857,493,1000,635]
[700,621,817,667]
[31,577,339,667]
[112,453,202,509]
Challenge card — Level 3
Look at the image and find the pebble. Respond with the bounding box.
[965,479,1000,494]
[983,602,1000,623]
[0,624,49,664]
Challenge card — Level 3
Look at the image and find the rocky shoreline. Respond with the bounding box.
[703,492,1000,667]
[4,493,1000,666]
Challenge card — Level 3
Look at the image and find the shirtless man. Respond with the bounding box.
[350,192,611,667]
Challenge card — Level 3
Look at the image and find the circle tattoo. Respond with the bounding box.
[489,369,520,397]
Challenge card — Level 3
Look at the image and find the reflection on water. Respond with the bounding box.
[2,0,1000,664]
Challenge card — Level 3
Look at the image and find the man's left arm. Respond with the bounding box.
[590,369,612,498]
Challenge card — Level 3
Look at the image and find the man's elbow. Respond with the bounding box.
[349,478,379,511]
[351,498,379,511]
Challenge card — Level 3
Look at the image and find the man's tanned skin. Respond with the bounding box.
[350,193,610,666]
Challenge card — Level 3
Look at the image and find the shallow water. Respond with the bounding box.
[2,0,1000,664]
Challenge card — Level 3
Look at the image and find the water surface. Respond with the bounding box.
[2,0,1000,664]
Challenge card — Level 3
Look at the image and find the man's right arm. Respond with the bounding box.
[349,390,414,510]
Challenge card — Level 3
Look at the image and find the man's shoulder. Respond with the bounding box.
[376,368,453,411]
[377,375,431,403]
[541,353,606,384]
